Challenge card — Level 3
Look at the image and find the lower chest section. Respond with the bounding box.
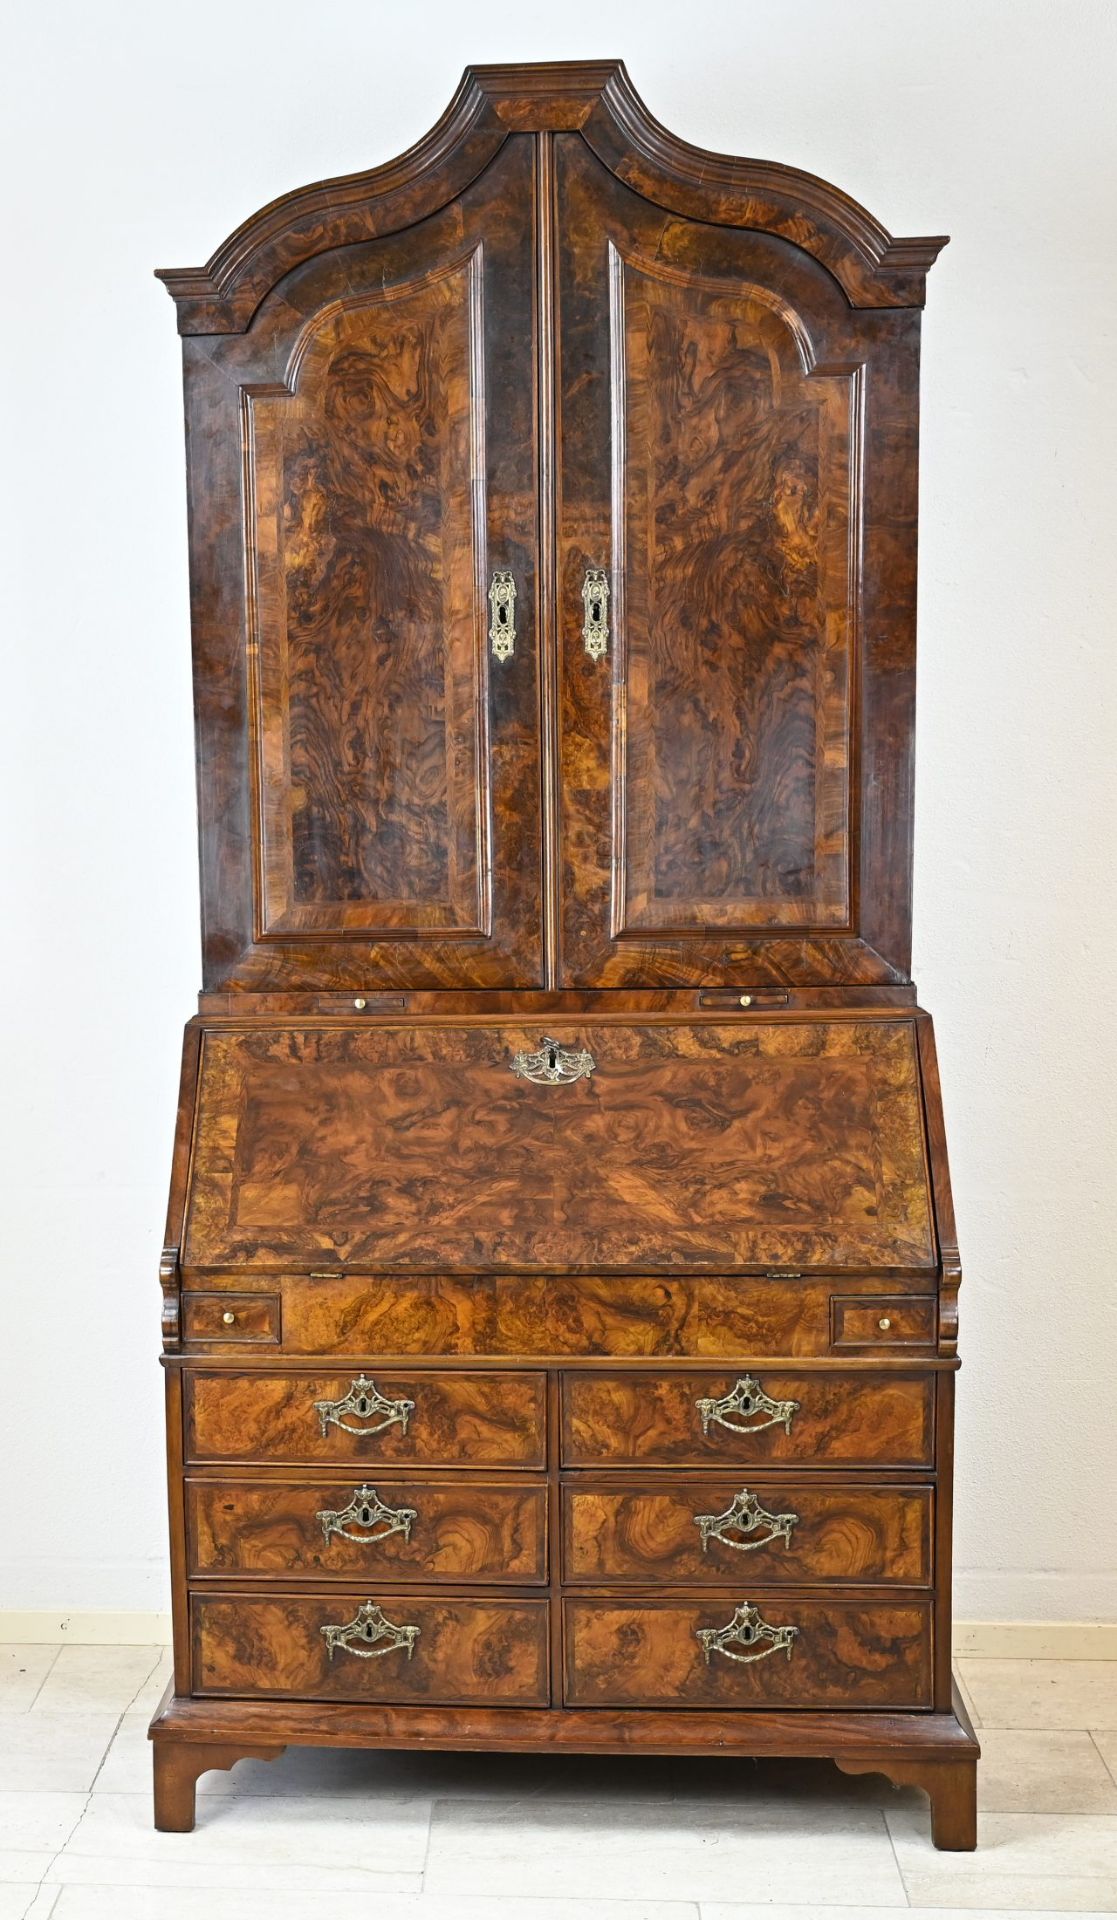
[172,1342,945,1717]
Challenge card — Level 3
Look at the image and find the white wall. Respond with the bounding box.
[1,0,1114,1623]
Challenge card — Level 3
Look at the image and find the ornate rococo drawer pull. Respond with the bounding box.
[582,566,610,660]
[320,1600,419,1663]
[315,1375,415,1439]
[696,1601,799,1667]
[510,1036,596,1085]
[489,570,517,661]
[694,1487,800,1554]
[695,1374,799,1438]
[316,1484,417,1548]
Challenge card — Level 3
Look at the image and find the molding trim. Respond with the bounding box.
[156,60,947,335]
[0,1612,1114,1656]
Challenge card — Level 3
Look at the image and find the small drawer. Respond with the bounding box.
[561,1370,935,1469]
[193,1592,550,1705]
[562,1479,932,1586]
[187,1476,548,1583]
[182,1293,280,1345]
[831,1295,936,1351]
[564,1596,932,1709]
[184,1369,546,1468]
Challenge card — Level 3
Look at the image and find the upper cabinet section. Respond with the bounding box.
[160,62,946,992]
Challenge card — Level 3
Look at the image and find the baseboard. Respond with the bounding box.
[0,1610,1114,1656]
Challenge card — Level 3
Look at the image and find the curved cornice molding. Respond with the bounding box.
[157,61,947,334]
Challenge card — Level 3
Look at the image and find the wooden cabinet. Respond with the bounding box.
[153,62,976,1853]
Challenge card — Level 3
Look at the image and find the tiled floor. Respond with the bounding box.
[1,1646,1117,1916]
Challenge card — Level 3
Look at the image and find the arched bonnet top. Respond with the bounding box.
[156,60,948,334]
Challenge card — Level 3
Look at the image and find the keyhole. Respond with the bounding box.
[547,1045,558,1071]
[498,604,508,626]
[592,598,602,623]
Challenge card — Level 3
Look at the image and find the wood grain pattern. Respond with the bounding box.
[273,1271,907,1358]
[563,1481,931,1585]
[562,1370,935,1467]
[181,1020,935,1272]
[179,135,543,990]
[181,1294,279,1344]
[188,1478,547,1582]
[248,255,489,941]
[194,1593,550,1705]
[554,132,924,986]
[185,1370,546,1467]
[564,1597,932,1708]
[831,1295,936,1350]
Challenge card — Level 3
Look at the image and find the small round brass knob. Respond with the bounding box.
[222,1310,236,1326]
[739,994,752,1008]
[353,998,367,1010]
[878,1316,892,1331]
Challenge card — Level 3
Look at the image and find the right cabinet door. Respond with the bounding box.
[553,135,917,988]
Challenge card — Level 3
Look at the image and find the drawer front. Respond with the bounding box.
[563,1481,932,1586]
[182,1293,280,1344]
[564,1597,932,1709]
[831,1295,936,1350]
[279,1272,844,1358]
[562,1371,934,1468]
[185,1371,546,1468]
[187,1478,547,1583]
[193,1593,550,1705]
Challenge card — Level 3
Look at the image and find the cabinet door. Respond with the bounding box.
[553,136,918,987]
[187,137,542,989]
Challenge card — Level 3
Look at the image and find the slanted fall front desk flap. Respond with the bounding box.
[180,1021,938,1274]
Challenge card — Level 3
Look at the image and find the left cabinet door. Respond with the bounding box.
[185,138,543,989]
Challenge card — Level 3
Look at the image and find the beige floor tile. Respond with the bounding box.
[977,1730,1117,1813]
[50,1890,693,1918]
[0,1795,86,1855]
[1093,1734,1117,1787]
[0,1715,118,1795]
[703,1909,1117,1920]
[890,1805,1117,1908]
[47,1789,428,1894]
[962,1661,1117,1731]
[0,1649,57,1714]
[902,1872,1117,1910]
[124,1652,172,1717]
[5,1890,61,1919]
[33,1650,162,1718]
[425,1797,906,1905]
[956,1665,982,1728]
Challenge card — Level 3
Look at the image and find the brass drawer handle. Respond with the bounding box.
[694,1487,800,1555]
[489,570,516,661]
[315,1375,414,1439]
[321,1600,419,1663]
[510,1035,596,1085]
[317,1484,418,1548]
[695,1374,799,1438]
[696,1602,799,1667]
[582,566,610,660]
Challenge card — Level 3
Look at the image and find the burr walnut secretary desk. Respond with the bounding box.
[151,60,977,1848]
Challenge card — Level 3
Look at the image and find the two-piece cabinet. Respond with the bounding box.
[152,61,978,1847]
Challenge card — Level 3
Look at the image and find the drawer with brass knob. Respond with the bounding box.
[831,1296,937,1351]
[181,1294,280,1345]
[186,1475,548,1583]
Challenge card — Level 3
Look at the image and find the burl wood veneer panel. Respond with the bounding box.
[194,1594,550,1705]
[563,1481,932,1586]
[562,1371,935,1468]
[184,1370,545,1467]
[181,1020,935,1271]
[564,1598,932,1709]
[277,1272,855,1357]
[188,1478,547,1583]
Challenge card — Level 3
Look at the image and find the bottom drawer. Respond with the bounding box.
[193,1593,550,1705]
[564,1597,932,1710]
